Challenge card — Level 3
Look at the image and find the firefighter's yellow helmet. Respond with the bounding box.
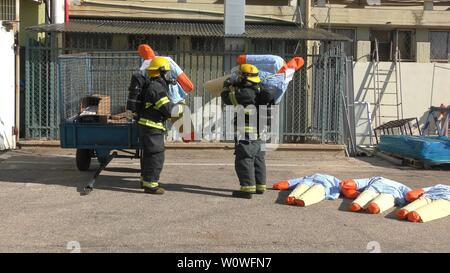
[240,64,261,84]
[147,57,171,77]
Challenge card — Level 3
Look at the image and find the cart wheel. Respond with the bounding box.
[76,149,92,171]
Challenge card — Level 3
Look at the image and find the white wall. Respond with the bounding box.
[353,61,450,145]
[0,25,16,150]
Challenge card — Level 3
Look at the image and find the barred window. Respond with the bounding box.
[128,35,177,53]
[430,31,450,62]
[251,39,283,54]
[65,33,112,50]
[370,29,414,61]
[370,30,392,61]
[0,0,16,21]
[191,37,224,53]
[396,30,414,61]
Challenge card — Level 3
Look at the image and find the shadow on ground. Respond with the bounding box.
[275,189,290,205]
[355,154,450,171]
[0,153,234,198]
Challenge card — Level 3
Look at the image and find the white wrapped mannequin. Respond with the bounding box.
[204,55,304,103]
[345,177,411,214]
[138,44,195,142]
[272,173,341,207]
[395,184,450,223]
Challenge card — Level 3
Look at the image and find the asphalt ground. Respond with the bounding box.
[0,147,449,252]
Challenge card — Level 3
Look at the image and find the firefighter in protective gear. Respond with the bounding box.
[221,64,276,199]
[139,57,183,194]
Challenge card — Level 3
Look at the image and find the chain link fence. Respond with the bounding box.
[26,34,348,144]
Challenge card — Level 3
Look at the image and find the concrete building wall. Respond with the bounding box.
[19,0,45,46]
[353,61,450,144]
[356,27,371,62]
[69,0,298,23]
[416,29,431,63]
[311,2,450,63]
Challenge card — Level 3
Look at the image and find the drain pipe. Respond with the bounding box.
[65,0,69,22]
[52,0,65,24]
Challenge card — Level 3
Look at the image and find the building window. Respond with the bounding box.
[251,39,283,54]
[65,33,112,50]
[191,37,224,53]
[0,0,16,21]
[370,29,414,61]
[370,30,392,61]
[396,30,414,61]
[328,28,356,59]
[430,31,450,62]
[128,35,177,53]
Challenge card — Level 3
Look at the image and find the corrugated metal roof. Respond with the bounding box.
[26,20,352,41]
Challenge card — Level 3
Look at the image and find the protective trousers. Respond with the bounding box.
[234,140,266,192]
[139,125,165,188]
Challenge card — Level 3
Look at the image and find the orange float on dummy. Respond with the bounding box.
[406,189,425,202]
[349,203,362,212]
[407,211,422,222]
[236,55,247,65]
[236,55,304,73]
[340,179,360,199]
[277,57,305,74]
[367,203,380,214]
[285,196,296,205]
[396,208,409,220]
[272,180,290,190]
[177,73,194,92]
[294,199,305,207]
[138,44,155,60]
[138,44,194,93]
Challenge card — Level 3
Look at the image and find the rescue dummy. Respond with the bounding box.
[205,54,304,103]
[221,64,276,199]
[137,57,184,194]
[138,44,194,102]
[395,184,450,223]
[272,173,341,206]
[340,177,411,214]
[137,44,195,142]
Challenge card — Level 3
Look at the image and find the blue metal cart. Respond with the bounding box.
[58,52,142,194]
